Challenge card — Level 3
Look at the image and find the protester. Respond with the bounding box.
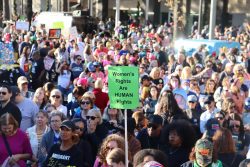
[26,111,49,164]
[44,120,83,167]
[133,149,168,167]
[181,138,223,167]
[0,85,22,126]
[213,128,245,167]
[0,113,32,167]
[39,110,66,165]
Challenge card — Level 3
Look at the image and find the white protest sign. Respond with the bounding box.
[16,21,29,31]
[69,26,78,40]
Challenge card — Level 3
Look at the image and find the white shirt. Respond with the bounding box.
[56,104,67,117]
[200,107,220,133]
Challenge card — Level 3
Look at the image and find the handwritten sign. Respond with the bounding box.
[16,21,29,31]
[108,66,139,109]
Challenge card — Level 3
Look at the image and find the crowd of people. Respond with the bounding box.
[1,16,250,167]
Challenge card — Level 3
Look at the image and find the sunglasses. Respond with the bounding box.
[0,91,7,95]
[51,95,61,99]
[188,101,196,104]
[147,123,159,130]
[81,101,90,105]
[230,124,240,128]
[75,126,84,131]
[86,116,97,120]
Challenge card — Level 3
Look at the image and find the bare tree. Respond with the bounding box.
[3,0,10,20]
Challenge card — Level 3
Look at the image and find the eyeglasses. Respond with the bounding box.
[202,77,209,80]
[86,116,97,120]
[75,126,84,131]
[230,124,240,128]
[81,101,90,105]
[77,58,82,61]
[51,95,61,99]
[147,123,159,130]
[0,91,7,95]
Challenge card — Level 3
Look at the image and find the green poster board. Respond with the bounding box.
[108,66,139,109]
[52,22,64,29]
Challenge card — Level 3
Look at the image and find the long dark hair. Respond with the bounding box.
[156,90,183,119]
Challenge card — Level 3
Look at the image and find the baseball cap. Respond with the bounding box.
[87,62,95,72]
[205,118,220,138]
[204,95,214,104]
[93,61,100,66]
[77,78,88,87]
[17,76,28,85]
[60,120,76,131]
[152,78,164,85]
[10,86,20,99]
[187,95,198,102]
[195,138,213,166]
[195,63,203,68]
[148,115,163,126]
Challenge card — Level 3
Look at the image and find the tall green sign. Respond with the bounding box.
[108,66,139,109]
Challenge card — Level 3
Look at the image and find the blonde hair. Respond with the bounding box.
[181,66,192,80]
[233,64,244,76]
[149,67,160,80]
[94,78,103,89]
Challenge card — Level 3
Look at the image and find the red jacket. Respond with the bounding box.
[93,88,109,113]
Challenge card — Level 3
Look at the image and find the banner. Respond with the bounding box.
[108,66,139,109]
[0,42,15,66]
[16,21,29,31]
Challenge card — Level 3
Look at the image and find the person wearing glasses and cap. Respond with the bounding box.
[200,95,220,134]
[137,115,163,149]
[44,120,83,167]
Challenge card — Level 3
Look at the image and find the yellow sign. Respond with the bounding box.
[52,22,64,29]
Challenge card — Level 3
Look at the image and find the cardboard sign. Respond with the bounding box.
[108,66,139,109]
[48,29,61,39]
[69,26,78,40]
[16,21,29,31]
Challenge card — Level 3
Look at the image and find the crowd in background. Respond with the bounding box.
[0,17,250,167]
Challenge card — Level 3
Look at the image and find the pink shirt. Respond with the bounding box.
[0,129,32,167]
